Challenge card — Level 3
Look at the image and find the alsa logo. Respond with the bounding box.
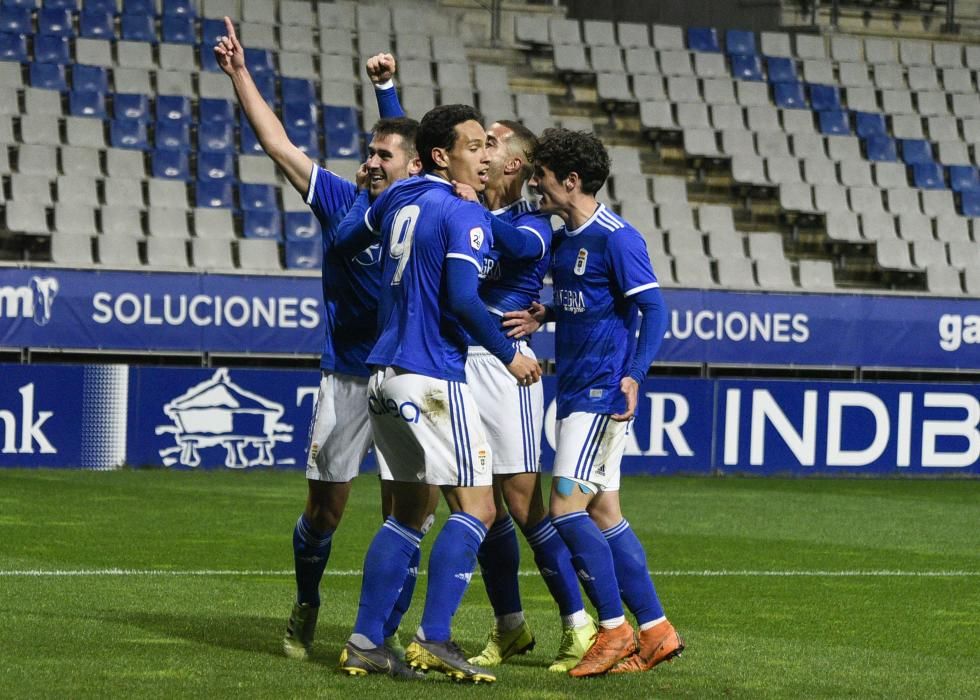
[0,384,55,454]
[0,277,59,326]
[939,314,980,352]
[155,369,293,468]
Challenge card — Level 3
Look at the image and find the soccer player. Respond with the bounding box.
[454,121,596,672]
[503,128,684,677]
[214,21,427,673]
[334,104,542,683]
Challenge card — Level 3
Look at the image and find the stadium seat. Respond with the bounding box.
[285,238,322,269]
[30,62,67,90]
[198,121,235,153]
[73,64,108,93]
[715,257,756,289]
[282,78,315,104]
[121,14,156,43]
[123,0,156,16]
[773,82,807,109]
[283,100,316,130]
[912,163,945,190]
[155,120,190,151]
[199,44,220,73]
[37,7,72,37]
[865,136,898,162]
[195,179,233,209]
[809,84,841,111]
[196,151,233,182]
[730,55,763,82]
[0,32,27,62]
[243,210,282,239]
[961,192,980,217]
[69,90,106,118]
[50,232,95,265]
[949,166,980,192]
[97,234,143,267]
[900,139,933,165]
[34,35,70,64]
[284,211,319,241]
[725,29,755,56]
[818,110,850,135]
[286,123,320,158]
[113,93,149,121]
[201,18,225,46]
[191,238,235,270]
[162,15,195,44]
[156,94,191,122]
[798,260,836,291]
[102,206,144,238]
[245,48,275,76]
[110,119,149,150]
[0,7,30,35]
[765,57,796,83]
[854,111,886,138]
[163,0,195,16]
[239,183,278,212]
[239,120,264,155]
[199,98,235,124]
[687,27,720,53]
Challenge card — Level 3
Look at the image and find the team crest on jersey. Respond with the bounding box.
[477,448,489,473]
[574,248,588,275]
[470,227,485,251]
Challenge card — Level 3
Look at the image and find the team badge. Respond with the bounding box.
[574,248,588,275]
[476,448,489,473]
[470,227,485,251]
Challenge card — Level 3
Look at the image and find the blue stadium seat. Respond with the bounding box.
[324,105,358,133]
[854,111,886,138]
[84,0,117,12]
[864,136,897,162]
[197,152,234,182]
[326,132,359,159]
[34,35,70,63]
[199,44,220,72]
[284,211,319,241]
[809,84,841,111]
[900,139,933,165]
[948,165,980,193]
[240,120,264,154]
[110,118,149,149]
[69,89,106,118]
[38,8,74,36]
[79,10,114,39]
[45,0,80,10]
[2,0,37,8]
[73,64,108,92]
[253,73,276,103]
[240,183,278,211]
[687,27,720,52]
[245,48,274,75]
[725,29,756,56]
[730,54,763,82]
[152,148,190,180]
[284,100,316,129]
[162,0,195,17]
[0,31,26,61]
[285,239,322,269]
[912,163,945,190]
[0,6,30,34]
[773,82,807,109]
[162,15,195,44]
[156,94,191,122]
[122,0,155,16]
[195,179,233,208]
[198,121,235,153]
[155,119,190,150]
[961,192,980,217]
[818,110,850,135]
[765,57,796,83]
[121,14,155,43]
[30,61,67,89]
[115,92,150,120]
[199,97,234,123]
[286,123,320,158]
[201,18,224,46]
[243,210,282,239]
[282,78,315,104]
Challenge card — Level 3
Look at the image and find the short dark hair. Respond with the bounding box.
[371,117,419,159]
[416,104,484,171]
[533,128,610,195]
[494,119,538,180]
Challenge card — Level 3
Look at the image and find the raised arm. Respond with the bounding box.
[214,16,313,196]
[333,189,380,256]
[365,52,406,119]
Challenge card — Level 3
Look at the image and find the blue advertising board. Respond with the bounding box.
[2,364,977,475]
[2,268,978,369]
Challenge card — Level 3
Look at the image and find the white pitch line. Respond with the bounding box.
[1,569,977,578]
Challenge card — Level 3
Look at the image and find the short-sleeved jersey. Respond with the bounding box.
[306,166,382,377]
[550,203,659,419]
[459,198,552,347]
[364,174,493,382]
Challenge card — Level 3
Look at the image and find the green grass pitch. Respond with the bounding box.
[1,469,978,698]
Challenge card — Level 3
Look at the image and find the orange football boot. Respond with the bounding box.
[609,619,684,674]
[567,621,637,678]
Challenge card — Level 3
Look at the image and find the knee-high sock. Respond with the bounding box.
[477,516,522,617]
[418,513,487,642]
[352,517,422,646]
[292,513,333,606]
[552,511,624,623]
[523,517,584,618]
[603,519,665,626]
[383,545,421,639]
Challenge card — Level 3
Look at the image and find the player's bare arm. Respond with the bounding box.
[214,16,313,195]
[611,377,639,422]
[503,301,549,339]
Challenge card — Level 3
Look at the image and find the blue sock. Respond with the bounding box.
[292,514,333,606]
[552,511,624,622]
[477,517,523,617]
[352,517,423,645]
[419,513,487,642]
[523,517,584,618]
[603,519,665,625]
[383,545,421,639]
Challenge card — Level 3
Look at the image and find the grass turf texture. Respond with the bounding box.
[1,470,978,699]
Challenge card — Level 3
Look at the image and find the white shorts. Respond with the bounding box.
[553,412,632,492]
[305,372,391,482]
[466,344,543,475]
[367,367,493,487]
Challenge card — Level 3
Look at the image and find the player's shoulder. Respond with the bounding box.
[312,165,356,199]
[593,205,645,248]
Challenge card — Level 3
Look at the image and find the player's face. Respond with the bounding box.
[444,119,491,192]
[484,122,515,188]
[529,163,567,214]
[365,133,418,198]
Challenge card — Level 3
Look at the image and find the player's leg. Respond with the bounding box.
[588,489,684,674]
[549,413,637,677]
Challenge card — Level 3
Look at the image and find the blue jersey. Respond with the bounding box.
[550,204,659,419]
[307,166,382,377]
[364,175,493,382]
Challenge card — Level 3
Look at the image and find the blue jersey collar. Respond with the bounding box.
[566,202,605,237]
